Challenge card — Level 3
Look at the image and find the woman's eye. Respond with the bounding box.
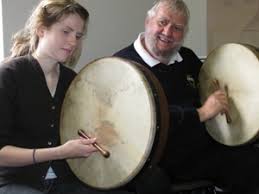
[76,33,84,40]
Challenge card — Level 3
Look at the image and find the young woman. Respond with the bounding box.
[0,1,132,194]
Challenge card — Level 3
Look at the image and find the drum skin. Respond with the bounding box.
[199,43,259,146]
[60,57,169,189]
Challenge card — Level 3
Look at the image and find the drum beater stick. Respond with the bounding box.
[213,79,232,124]
[78,129,110,158]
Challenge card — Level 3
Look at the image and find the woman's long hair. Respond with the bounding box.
[9,0,89,67]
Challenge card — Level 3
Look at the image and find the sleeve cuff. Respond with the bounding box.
[169,105,200,126]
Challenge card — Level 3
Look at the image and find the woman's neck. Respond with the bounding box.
[32,51,59,75]
[32,51,60,96]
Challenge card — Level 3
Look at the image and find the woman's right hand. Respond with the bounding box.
[0,138,98,167]
[58,138,98,159]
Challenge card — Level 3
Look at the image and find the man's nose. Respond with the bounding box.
[162,25,173,36]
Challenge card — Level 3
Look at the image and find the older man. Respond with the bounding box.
[114,0,259,194]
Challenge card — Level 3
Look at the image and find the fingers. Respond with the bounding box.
[79,137,96,145]
[199,88,230,121]
[79,138,98,153]
[83,145,98,155]
[208,89,231,122]
[62,137,98,159]
[210,80,229,107]
[213,90,229,109]
[211,91,229,114]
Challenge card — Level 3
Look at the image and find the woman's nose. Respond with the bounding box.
[68,35,77,46]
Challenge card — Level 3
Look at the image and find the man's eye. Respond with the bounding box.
[158,20,167,26]
[173,25,185,32]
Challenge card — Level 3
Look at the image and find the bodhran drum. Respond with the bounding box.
[60,57,169,189]
[199,43,259,146]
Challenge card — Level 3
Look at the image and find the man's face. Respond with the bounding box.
[144,3,187,59]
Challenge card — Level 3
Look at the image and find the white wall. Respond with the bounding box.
[184,0,207,59]
[76,0,154,71]
[0,0,3,60]
[0,0,207,71]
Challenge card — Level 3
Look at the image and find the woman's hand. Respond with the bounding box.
[58,138,98,159]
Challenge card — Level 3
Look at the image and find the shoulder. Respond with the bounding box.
[179,46,202,65]
[113,44,146,65]
[60,64,77,82]
[0,55,30,68]
[60,64,76,75]
[113,44,135,57]
[178,46,202,76]
[0,56,30,90]
[0,56,30,77]
[179,46,199,58]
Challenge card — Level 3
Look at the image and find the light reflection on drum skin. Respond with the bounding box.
[60,57,169,189]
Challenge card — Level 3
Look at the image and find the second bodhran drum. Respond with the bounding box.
[199,43,259,146]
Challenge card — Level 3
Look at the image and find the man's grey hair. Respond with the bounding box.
[147,0,190,26]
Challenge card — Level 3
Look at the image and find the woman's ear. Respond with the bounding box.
[36,26,46,38]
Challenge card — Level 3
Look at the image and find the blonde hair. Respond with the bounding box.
[9,0,89,67]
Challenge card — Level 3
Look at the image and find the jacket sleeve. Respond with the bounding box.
[169,105,200,127]
[0,64,17,149]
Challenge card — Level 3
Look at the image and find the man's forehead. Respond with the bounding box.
[155,8,186,24]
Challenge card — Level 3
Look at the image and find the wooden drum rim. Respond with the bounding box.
[60,57,169,189]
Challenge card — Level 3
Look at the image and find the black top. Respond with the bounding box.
[114,43,259,193]
[114,44,218,179]
[114,45,202,123]
[0,55,76,185]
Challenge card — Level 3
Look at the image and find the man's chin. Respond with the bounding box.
[159,43,181,53]
[158,48,180,58]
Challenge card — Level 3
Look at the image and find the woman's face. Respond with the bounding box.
[36,13,85,63]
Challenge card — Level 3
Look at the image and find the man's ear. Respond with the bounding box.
[145,17,149,27]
